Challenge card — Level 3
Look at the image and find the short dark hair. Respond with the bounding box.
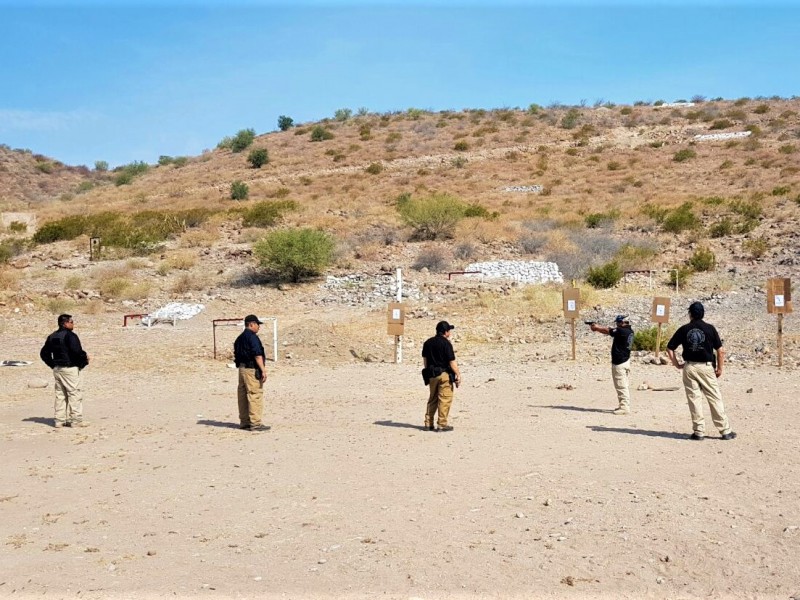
[688,302,705,319]
[58,314,73,327]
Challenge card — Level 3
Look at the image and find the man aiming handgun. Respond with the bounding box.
[588,315,635,415]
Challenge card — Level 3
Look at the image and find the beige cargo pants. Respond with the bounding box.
[425,372,454,429]
[53,366,83,426]
[682,362,731,436]
[611,360,631,412]
[238,367,264,428]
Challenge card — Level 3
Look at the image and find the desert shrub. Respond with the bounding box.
[253,228,335,282]
[241,200,297,228]
[519,232,548,254]
[0,269,19,291]
[94,160,108,172]
[412,245,450,272]
[632,325,671,351]
[230,180,249,200]
[464,203,496,219]
[170,273,204,294]
[247,148,270,168]
[606,160,622,171]
[668,265,693,288]
[662,202,700,233]
[584,209,620,229]
[0,238,28,263]
[709,217,734,238]
[451,156,468,168]
[334,108,352,121]
[772,185,791,196]
[8,221,27,233]
[114,160,149,186]
[158,155,175,166]
[709,119,733,130]
[310,125,334,142]
[614,243,659,270]
[743,236,769,258]
[453,241,477,261]
[688,246,716,271]
[33,215,89,243]
[98,277,131,298]
[779,144,796,154]
[277,115,294,131]
[753,104,770,114]
[673,148,697,162]
[560,108,580,129]
[36,161,54,173]
[164,252,197,271]
[396,193,469,240]
[365,162,384,175]
[586,261,622,289]
[64,275,83,290]
[114,171,134,186]
[640,203,669,223]
[173,156,189,168]
[730,199,762,219]
[454,141,469,151]
[737,218,759,234]
[217,128,256,152]
[180,229,218,248]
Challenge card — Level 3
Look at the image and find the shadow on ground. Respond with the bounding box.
[588,425,688,440]
[197,419,242,429]
[22,417,54,427]
[374,420,429,431]
[534,404,615,414]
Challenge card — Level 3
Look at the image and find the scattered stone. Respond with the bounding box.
[556,383,574,390]
[746,388,753,393]
[27,380,49,389]
[515,512,525,518]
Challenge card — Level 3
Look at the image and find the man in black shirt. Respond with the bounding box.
[667,302,735,441]
[421,320,462,432]
[590,315,634,415]
[233,315,268,431]
[40,314,90,428]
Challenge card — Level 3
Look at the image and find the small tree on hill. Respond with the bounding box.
[277,115,294,131]
[253,228,335,282]
[247,148,270,168]
[230,180,249,200]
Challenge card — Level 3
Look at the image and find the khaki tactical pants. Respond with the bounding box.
[611,361,631,411]
[682,362,731,436]
[425,373,454,428]
[238,367,264,427]
[53,366,83,425]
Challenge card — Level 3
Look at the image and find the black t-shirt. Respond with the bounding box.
[40,328,89,369]
[667,319,722,362]
[421,334,456,372]
[233,329,266,365]
[609,325,634,365]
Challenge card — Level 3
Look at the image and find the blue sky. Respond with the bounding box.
[1,0,798,168]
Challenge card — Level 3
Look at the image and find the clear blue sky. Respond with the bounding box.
[1,0,798,168]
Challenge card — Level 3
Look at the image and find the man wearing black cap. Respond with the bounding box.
[590,315,634,414]
[40,313,90,428]
[667,302,735,441]
[233,315,268,431]
[421,321,462,431]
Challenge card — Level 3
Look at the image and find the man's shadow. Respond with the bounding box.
[22,417,54,427]
[587,425,687,440]
[196,419,242,429]
[374,420,429,431]
[534,405,614,414]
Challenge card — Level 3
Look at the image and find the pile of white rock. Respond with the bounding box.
[319,274,421,307]
[463,260,564,284]
[501,185,543,193]
[693,131,751,142]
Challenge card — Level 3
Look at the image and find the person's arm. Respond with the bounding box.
[66,332,89,368]
[666,348,683,369]
[255,355,267,383]
[590,324,611,335]
[251,334,267,383]
[39,341,54,369]
[715,347,724,378]
[449,359,461,387]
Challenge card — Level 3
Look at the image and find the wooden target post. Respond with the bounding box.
[651,296,671,360]
[562,287,581,360]
[89,237,101,261]
[387,302,406,364]
[767,278,792,367]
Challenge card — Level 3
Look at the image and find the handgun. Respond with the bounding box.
[584,321,596,326]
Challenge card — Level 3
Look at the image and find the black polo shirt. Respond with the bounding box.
[422,334,455,372]
[609,325,634,365]
[667,319,722,362]
[234,328,266,366]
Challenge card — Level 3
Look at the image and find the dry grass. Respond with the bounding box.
[0,269,19,291]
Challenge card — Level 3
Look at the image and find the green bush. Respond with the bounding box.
[277,115,294,131]
[586,261,622,289]
[463,203,496,219]
[640,203,669,224]
[560,108,580,129]
[310,125,334,142]
[668,265,693,288]
[753,103,770,114]
[114,160,149,186]
[230,180,249,200]
[614,243,659,270]
[365,162,384,175]
[253,228,335,282]
[396,193,469,240]
[743,236,769,258]
[454,141,469,152]
[94,160,109,172]
[76,181,95,193]
[688,246,716,271]
[232,128,256,152]
[0,238,28,263]
[673,148,697,162]
[8,221,27,233]
[772,185,791,196]
[247,148,270,168]
[632,325,672,351]
[585,209,620,229]
[33,215,90,243]
[241,200,297,228]
[334,108,352,122]
[36,161,54,173]
[662,202,700,233]
[730,199,762,219]
[779,144,796,154]
[115,171,134,186]
[709,217,734,238]
[158,155,175,166]
[709,119,733,130]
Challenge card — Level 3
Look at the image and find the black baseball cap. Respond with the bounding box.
[244,314,263,324]
[436,320,455,334]
[688,302,704,319]
[614,315,628,323]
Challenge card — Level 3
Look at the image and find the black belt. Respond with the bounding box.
[236,362,256,368]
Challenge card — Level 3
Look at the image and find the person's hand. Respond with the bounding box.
[454,375,461,388]
[260,372,267,383]
[674,363,684,370]
[715,367,722,378]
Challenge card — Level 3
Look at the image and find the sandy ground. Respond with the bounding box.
[2,304,800,600]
